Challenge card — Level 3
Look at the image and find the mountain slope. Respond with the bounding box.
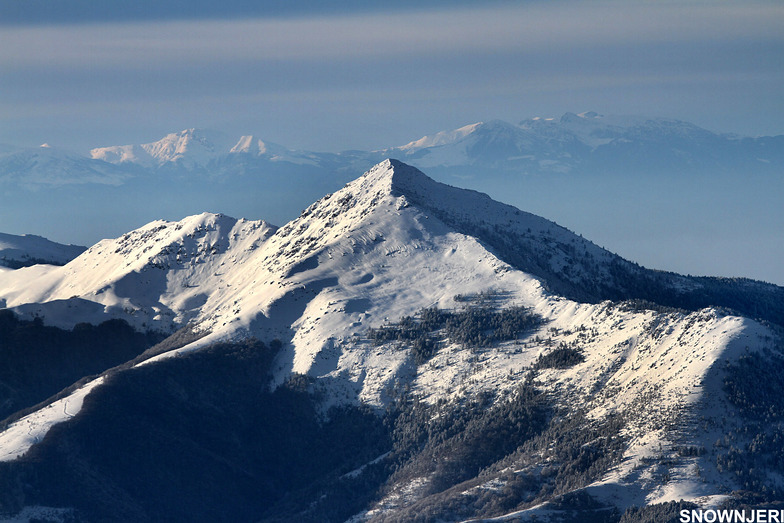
[384,119,588,172]
[0,212,276,331]
[91,128,329,171]
[4,158,778,335]
[84,113,784,180]
[0,160,782,521]
[90,129,233,169]
[389,112,784,176]
[0,233,85,269]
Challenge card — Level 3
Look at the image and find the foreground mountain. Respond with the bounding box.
[0,160,782,522]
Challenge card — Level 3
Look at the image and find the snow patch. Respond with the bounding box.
[0,378,104,462]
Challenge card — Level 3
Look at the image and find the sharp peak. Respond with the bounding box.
[340,158,503,217]
[293,159,440,223]
[358,158,434,192]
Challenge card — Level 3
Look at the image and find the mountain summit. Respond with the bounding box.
[0,160,783,521]
[91,128,230,168]
[1,158,780,347]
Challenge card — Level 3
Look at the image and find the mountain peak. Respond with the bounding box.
[321,159,431,204]
[91,128,230,167]
[230,135,268,155]
[142,128,215,164]
[559,111,602,124]
[361,158,428,189]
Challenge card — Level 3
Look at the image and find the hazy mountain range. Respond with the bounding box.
[0,160,782,521]
[8,111,775,181]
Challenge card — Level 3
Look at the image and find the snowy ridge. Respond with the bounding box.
[89,144,150,166]
[380,111,783,177]
[0,378,104,462]
[14,113,779,209]
[91,128,226,168]
[0,232,85,269]
[360,304,773,517]
[141,129,215,165]
[385,120,557,169]
[91,128,322,169]
[520,111,655,147]
[520,111,722,151]
[227,134,324,166]
[230,135,269,155]
[0,160,779,512]
[0,212,276,330]
[398,122,483,150]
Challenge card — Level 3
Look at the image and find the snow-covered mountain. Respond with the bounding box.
[91,128,326,170]
[0,160,782,521]
[2,158,778,335]
[90,128,233,169]
[0,232,85,270]
[381,111,784,176]
[381,118,587,172]
[83,112,784,179]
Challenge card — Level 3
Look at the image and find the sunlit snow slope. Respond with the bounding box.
[0,232,85,269]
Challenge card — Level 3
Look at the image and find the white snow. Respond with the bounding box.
[385,120,542,168]
[91,128,321,168]
[520,111,712,148]
[91,128,233,168]
[397,122,483,151]
[90,143,153,167]
[0,378,104,462]
[0,213,277,331]
[0,232,85,267]
[230,135,268,155]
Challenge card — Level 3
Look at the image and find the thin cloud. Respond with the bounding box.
[2,3,782,68]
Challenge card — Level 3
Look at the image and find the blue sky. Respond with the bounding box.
[1,1,783,152]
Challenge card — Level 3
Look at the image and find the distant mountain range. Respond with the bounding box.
[382,112,784,177]
[3,112,781,189]
[0,160,783,521]
[84,112,784,177]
